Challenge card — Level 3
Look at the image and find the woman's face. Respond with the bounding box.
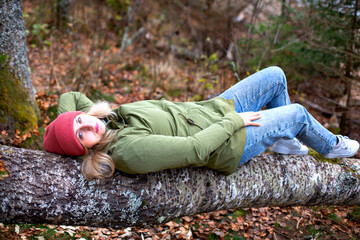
[73,114,105,148]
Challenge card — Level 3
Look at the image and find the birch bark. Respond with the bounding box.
[1,145,360,228]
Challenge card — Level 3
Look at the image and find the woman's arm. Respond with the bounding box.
[58,92,94,114]
[112,112,247,174]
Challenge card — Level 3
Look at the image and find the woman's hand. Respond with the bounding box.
[238,112,261,126]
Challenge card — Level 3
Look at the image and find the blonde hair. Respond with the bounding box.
[81,101,118,180]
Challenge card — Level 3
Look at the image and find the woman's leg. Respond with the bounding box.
[239,104,337,165]
[221,66,309,155]
[220,66,291,113]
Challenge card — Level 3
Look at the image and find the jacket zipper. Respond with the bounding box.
[178,113,204,130]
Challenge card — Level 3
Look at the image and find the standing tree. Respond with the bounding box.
[55,0,73,32]
[337,0,359,135]
[306,0,360,135]
[0,0,38,136]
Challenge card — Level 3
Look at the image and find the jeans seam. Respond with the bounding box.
[303,124,335,154]
[243,81,286,112]
[246,122,299,146]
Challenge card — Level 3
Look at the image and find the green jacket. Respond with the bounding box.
[58,92,246,175]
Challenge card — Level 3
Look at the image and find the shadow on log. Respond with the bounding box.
[1,145,360,228]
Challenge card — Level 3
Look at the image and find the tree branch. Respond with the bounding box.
[1,145,360,228]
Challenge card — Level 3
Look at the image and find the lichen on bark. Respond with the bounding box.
[1,145,360,228]
[0,0,36,99]
[0,55,37,134]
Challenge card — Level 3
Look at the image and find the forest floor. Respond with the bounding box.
[2,7,360,239]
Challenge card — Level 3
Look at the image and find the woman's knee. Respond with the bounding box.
[260,66,287,86]
[287,103,309,121]
[265,66,285,75]
[270,66,286,80]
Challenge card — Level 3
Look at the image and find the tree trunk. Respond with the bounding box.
[0,0,38,135]
[0,0,34,99]
[340,0,359,136]
[1,145,360,228]
[55,0,72,32]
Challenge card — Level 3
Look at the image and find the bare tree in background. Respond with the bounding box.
[340,0,359,135]
[153,0,250,57]
[56,0,73,31]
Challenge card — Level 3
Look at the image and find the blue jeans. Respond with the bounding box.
[220,66,337,165]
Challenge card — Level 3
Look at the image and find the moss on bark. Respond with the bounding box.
[0,55,37,135]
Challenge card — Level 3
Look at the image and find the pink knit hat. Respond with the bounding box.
[43,111,86,156]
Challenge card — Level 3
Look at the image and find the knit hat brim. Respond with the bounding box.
[43,111,86,156]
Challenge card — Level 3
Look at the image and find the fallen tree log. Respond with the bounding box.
[1,145,360,229]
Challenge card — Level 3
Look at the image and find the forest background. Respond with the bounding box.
[2,0,360,239]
